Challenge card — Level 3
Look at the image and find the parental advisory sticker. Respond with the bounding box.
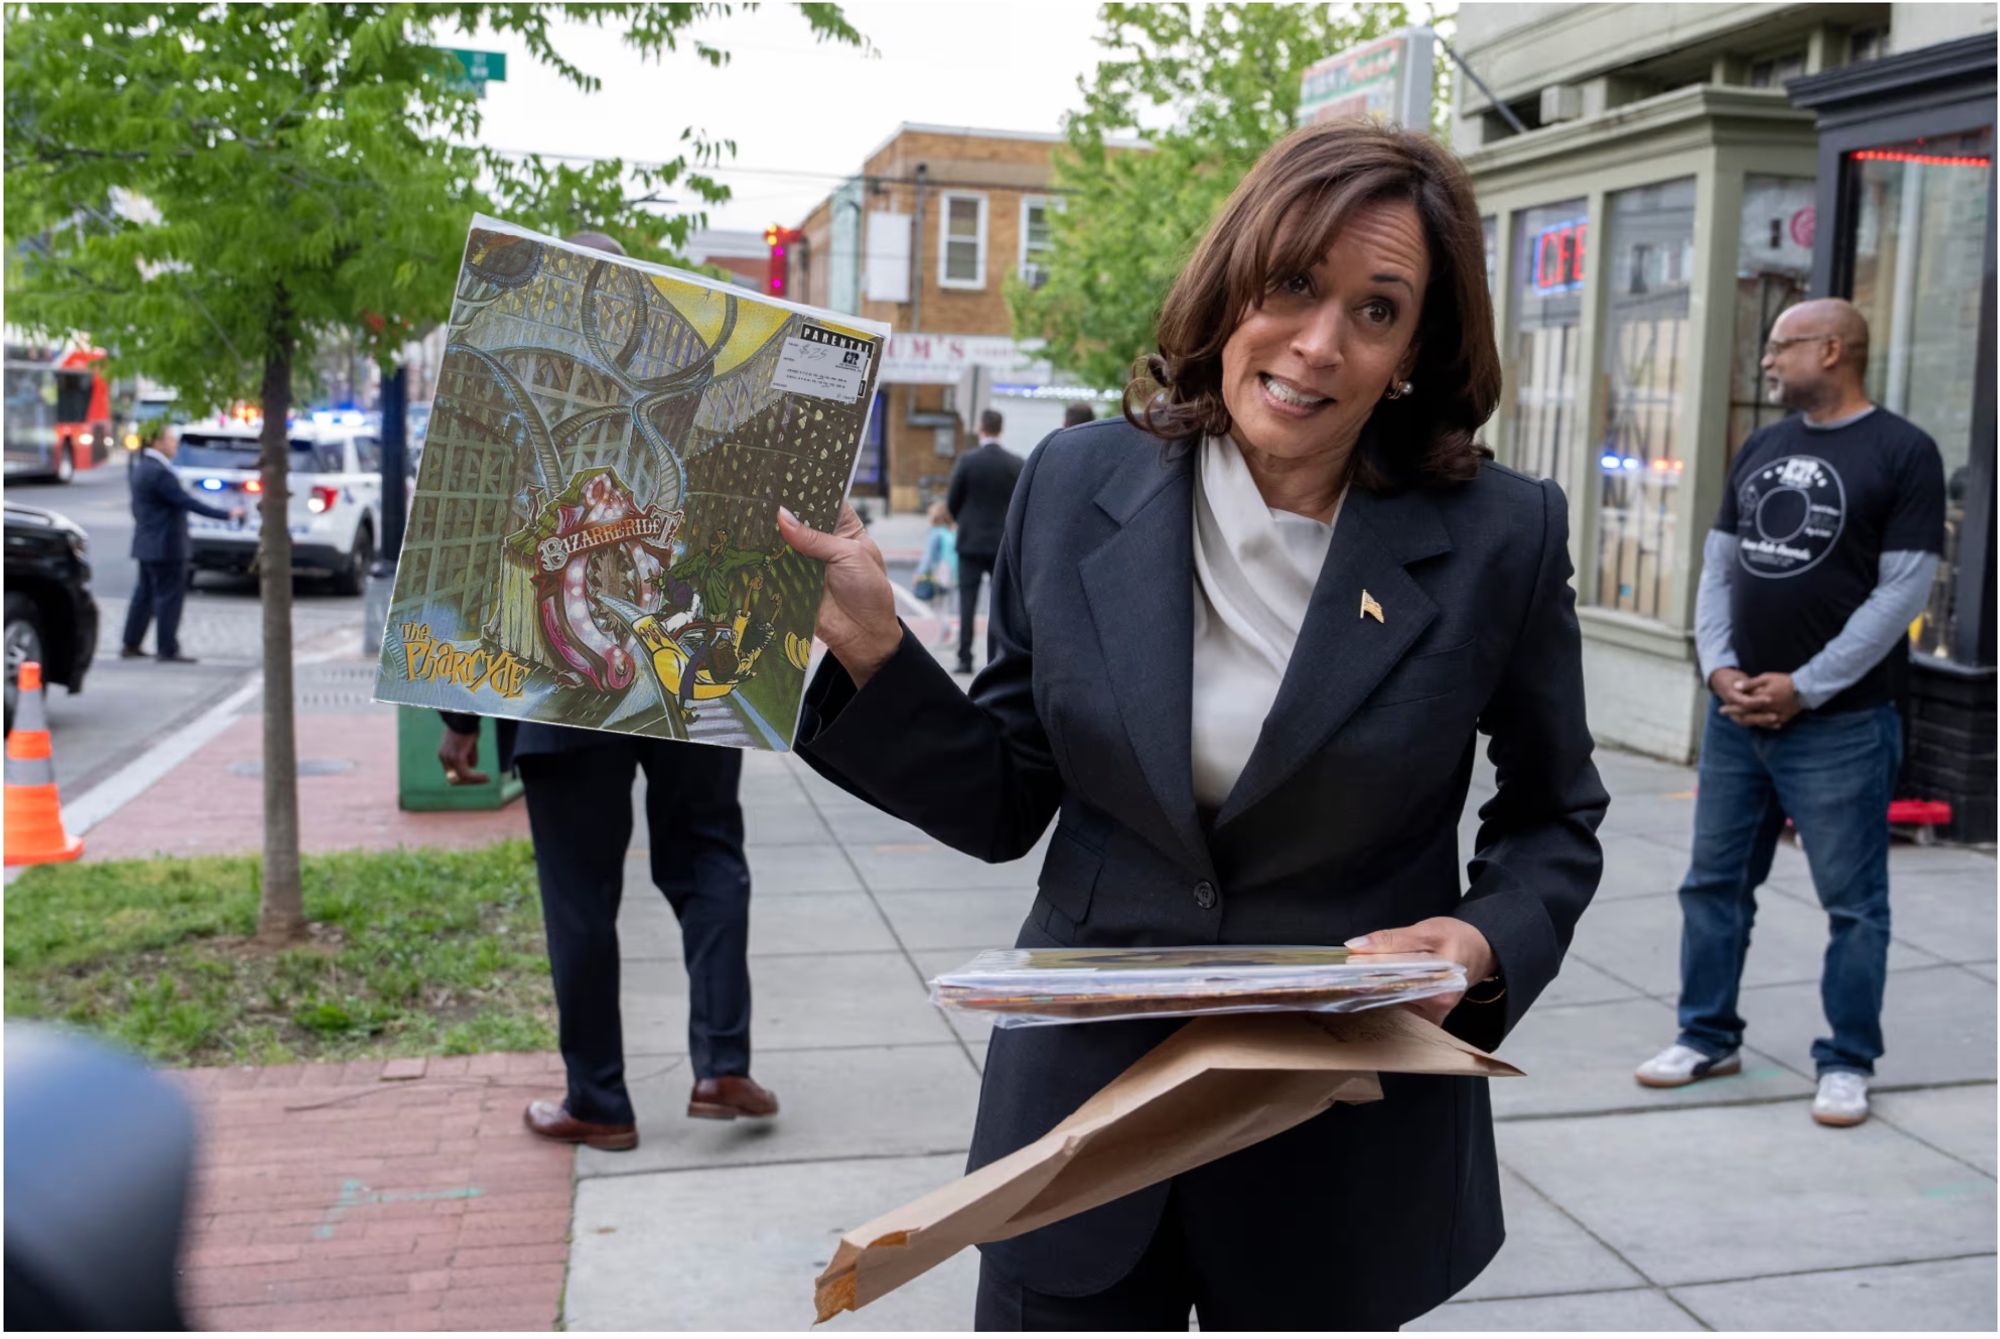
[771,322,871,403]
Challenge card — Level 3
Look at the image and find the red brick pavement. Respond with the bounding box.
[85,710,525,862]
[170,1052,574,1331]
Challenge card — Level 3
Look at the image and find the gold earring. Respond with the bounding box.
[1385,380,1414,400]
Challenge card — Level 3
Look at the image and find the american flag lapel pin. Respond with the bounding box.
[1360,590,1385,624]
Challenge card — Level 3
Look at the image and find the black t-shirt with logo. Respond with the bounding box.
[1715,407,1945,714]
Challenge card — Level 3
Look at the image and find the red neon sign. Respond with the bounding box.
[1850,149,1992,168]
[1532,219,1588,293]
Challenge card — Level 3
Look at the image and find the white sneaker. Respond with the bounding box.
[1812,1071,1870,1127]
[1634,1043,1742,1088]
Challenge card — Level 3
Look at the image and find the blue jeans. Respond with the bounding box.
[1676,699,1900,1076]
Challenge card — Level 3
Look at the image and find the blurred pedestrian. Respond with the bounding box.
[1062,401,1096,429]
[779,120,1605,1330]
[436,228,776,1154]
[944,408,1023,674]
[120,419,240,664]
[916,499,958,645]
[1636,298,1945,1130]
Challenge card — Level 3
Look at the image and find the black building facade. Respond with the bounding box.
[1792,32,1997,843]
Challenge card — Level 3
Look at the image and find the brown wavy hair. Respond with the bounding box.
[1124,120,1501,492]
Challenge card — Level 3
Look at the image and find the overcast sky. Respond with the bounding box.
[469,1,1113,238]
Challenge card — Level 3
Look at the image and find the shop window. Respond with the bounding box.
[1849,127,1994,663]
[939,193,987,290]
[1728,175,1817,462]
[1019,197,1053,289]
[1592,177,1695,621]
[1502,199,1586,484]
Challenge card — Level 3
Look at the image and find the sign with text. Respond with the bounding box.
[879,333,1043,385]
[1299,27,1437,131]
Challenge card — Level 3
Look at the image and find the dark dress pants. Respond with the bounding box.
[973,1182,1395,1331]
[518,740,750,1125]
[956,552,993,668]
[123,559,189,657]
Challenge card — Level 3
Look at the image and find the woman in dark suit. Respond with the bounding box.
[777,121,1608,1331]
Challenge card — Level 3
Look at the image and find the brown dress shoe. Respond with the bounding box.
[688,1074,779,1120]
[522,1098,638,1151]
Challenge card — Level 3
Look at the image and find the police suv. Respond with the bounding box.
[175,413,385,595]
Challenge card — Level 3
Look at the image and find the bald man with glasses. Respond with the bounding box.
[1635,299,1945,1129]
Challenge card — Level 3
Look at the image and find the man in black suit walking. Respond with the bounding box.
[431,227,775,1155]
[944,408,1024,674]
[121,420,239,663]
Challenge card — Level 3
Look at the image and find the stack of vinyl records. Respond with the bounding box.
[928,946,1467,1028]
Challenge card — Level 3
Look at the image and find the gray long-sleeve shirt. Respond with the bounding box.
[1695,530,1938,709]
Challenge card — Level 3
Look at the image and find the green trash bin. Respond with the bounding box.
[396,707,523,811]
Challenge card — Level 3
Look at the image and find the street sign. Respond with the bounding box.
[1299,27,1436,131]
[439,47,508,98]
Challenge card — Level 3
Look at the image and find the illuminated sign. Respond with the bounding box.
[1850,148,1991,168]
[764,225,803,297]
[1531,218,1588,294]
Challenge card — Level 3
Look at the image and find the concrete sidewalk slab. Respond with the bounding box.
[1565,882,1947,997]
[743,799,839,846]
[1784,864,1999,965]
[573,1042,978,1176]
[1497,1103,1997,1285]
[1534,956,1651,1009]
[1593,831,1691,900]
[619,887,900,958]
[744,842,868,894]
[1454,1170,1647,1300]
[874,886,1042,951]
[837,837,1047,892]
[1489,998,1811,1120]
[1671,1253,1997,1330]
[1410,1287,1703,1331]
[620,950,959,1059]
[1731,964,1997,1088]
[565,1153,978,1331]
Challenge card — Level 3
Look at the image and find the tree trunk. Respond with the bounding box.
[256,295,307,945]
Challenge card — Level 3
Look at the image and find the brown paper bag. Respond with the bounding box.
[813,1008,1522,1322]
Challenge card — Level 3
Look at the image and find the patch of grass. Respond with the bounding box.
[4,842,556,1067]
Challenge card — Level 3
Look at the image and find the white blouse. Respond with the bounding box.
[1190,435,1342,812]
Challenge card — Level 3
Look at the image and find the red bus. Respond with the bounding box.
[2,344,111,483]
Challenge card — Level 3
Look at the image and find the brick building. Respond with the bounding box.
[785,123,1146,513]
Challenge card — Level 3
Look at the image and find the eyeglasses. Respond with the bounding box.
[1763,334,1835,358]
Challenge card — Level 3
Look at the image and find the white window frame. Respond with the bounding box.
[1019,195,1054,286]
[937,191,988,290]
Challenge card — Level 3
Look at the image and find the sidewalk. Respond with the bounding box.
[69,643,1996,1330]
[169,1053,572,1331]
[562,646,1998,1330]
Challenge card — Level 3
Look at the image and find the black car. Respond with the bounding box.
[4,502,98,728]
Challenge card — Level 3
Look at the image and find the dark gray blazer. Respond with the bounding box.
[797,417,1607,1324]
[129,453,231,563]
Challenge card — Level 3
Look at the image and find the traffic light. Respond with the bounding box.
[765,224,803,296]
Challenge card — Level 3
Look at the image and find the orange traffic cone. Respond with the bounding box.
[5,662,83,865]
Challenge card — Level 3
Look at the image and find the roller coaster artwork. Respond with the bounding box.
[374,216,888,750]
